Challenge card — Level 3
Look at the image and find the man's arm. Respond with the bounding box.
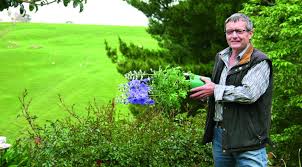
[214,60,270,103]
[190,60,270,103]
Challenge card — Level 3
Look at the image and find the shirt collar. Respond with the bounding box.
[238,44,250,60]
[219,44,250,61]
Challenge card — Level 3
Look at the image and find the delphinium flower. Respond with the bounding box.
[126,78,154,105]
[117,75,154,105]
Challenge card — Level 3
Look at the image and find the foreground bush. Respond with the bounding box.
[3,91,212,166]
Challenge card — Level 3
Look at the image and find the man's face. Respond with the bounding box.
[225,20,253,52]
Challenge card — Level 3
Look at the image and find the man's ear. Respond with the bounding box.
[249,29,254,40]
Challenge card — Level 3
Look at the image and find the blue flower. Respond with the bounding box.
[124,79,154,105]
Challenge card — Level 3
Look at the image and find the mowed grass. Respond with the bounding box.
[0,22,158,142]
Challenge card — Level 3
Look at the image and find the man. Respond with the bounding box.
[190,13,273,167]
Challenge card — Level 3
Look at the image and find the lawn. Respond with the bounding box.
[0,22,158,142]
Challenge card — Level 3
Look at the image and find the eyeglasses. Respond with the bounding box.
[225,29,248,35]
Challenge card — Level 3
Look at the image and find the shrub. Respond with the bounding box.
[4,90,212,166]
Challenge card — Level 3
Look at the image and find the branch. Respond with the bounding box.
[20,0,57,6]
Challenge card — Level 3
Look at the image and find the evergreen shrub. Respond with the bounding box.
[4,90,212,166]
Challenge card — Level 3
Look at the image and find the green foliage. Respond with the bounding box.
[104,40,118,63]
[150,67,191,117]
[108,0,247,75]
[242,0,302,165]
[4,91,212,166]
[105,38,168,74]
[118,66,205,118]
[0,0,86,13]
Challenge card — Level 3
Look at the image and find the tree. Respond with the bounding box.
[242,0,302,166]
[0,0,86,13]
[107,0,247,76]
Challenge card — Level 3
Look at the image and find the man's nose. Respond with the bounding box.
[231,31,239,37]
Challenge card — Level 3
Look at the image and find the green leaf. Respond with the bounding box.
[63,0,71,7]
[73,1,78,8]
[19,4,25,14]
[29,4,35,11]
[79,3,84,12]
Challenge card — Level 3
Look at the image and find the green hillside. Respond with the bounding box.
[0,22,157,142]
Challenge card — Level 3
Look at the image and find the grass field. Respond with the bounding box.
[0,22,158,142]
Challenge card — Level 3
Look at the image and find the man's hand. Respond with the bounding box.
[190,77,215,100]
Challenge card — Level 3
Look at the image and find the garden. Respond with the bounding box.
[1,0,302,166]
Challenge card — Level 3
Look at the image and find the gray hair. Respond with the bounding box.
[225,13,253,31]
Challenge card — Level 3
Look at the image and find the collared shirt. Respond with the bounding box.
[213,45,271,121]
